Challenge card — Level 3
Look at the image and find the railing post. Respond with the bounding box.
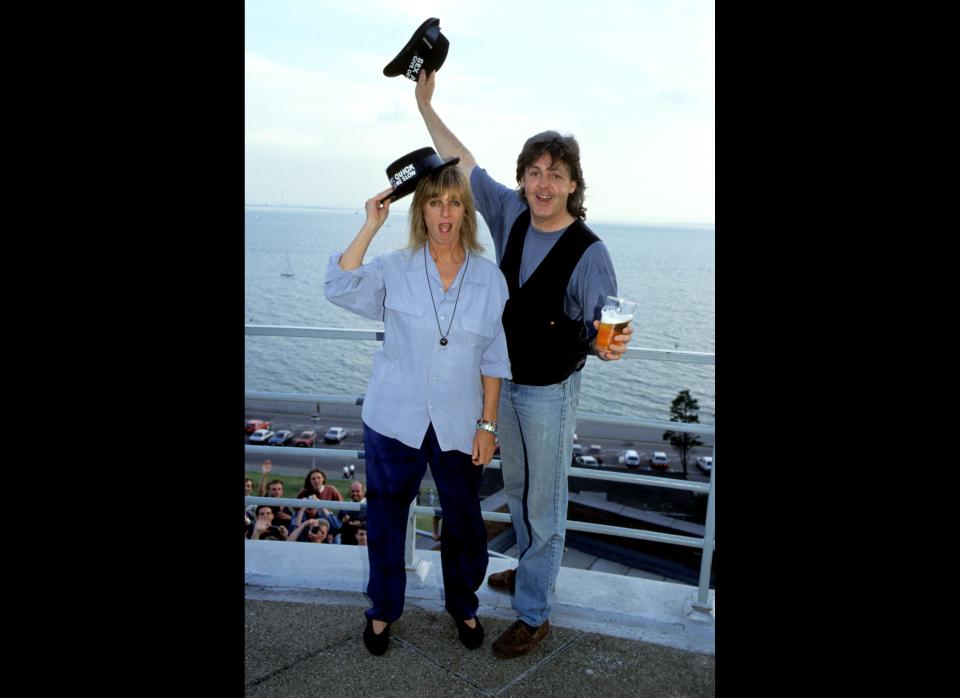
[692,441,715,616]
[404,497,417,570]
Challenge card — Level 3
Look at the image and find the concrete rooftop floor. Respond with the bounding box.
[245,543,715,696]
[244,591,715,697]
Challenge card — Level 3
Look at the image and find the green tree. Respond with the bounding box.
[662,389,704,479]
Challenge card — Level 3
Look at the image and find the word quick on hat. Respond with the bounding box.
[383,147,460,201]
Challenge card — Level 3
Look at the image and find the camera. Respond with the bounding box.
[262,525,285,540]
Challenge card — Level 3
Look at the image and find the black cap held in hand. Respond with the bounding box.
[383,18,449,82]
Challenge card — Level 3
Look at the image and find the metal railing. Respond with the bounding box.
[245,324,715,615]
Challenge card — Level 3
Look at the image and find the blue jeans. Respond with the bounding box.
[363,422,488,624]
[498,370,581,627]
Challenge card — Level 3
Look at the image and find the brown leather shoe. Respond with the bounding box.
[491,619,550,659]
[487,568,516,594]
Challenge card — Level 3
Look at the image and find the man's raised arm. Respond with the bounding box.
[415,70,477,177]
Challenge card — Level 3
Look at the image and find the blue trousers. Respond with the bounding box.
[498,370,581,627]
[363,422,489,623]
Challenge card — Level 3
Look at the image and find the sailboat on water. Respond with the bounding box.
[281,251,295,278]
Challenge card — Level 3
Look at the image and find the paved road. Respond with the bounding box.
[244,409,714,483]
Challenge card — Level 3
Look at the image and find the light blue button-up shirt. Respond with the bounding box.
[324,246,512,455]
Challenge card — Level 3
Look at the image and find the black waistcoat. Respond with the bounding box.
[499,209,599,386]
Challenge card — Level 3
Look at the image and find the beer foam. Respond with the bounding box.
[600,308,633,324]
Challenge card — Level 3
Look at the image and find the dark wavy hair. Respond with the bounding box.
[515,130,587,220]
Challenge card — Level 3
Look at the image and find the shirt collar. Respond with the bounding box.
[405,245,481,287]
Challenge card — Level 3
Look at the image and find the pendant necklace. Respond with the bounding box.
[425,246,469,346]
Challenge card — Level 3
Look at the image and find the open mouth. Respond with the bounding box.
[438,223,453,233]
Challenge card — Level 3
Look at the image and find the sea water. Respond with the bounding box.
[245,207,715,424]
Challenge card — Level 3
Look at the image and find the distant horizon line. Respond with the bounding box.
[244,203,715,228]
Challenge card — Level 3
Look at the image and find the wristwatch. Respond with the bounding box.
[476,419,497,435]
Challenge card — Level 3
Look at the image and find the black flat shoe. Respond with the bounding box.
[456,615,484,650]
[363,616,390,655]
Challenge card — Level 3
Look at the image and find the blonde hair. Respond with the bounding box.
[407,167,484,254]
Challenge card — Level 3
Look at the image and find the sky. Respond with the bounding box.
[245,0,714,225]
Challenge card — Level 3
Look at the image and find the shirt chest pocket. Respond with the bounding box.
[458,313,495,339]
[383,290,425,318]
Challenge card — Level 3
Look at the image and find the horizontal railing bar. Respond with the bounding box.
[246,391,366,405]
[246,497,710,550]
[245,325,385,341]
[565,518,708,549]
[567,466,710,492]
[244,324,714,365]
[247,497,366,513]
[578,411,714,435]
[623,348,715,365]
[244,446,366,460]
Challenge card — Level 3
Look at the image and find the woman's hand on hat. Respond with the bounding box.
[364,188,394,228]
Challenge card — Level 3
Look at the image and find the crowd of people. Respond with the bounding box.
[245,460,368,545]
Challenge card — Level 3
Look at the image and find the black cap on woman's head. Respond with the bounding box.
[384,147,459,201]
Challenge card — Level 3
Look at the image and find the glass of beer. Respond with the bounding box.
[596,296,636,352]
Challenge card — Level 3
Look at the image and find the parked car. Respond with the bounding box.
[324,426,349,444]
[696,456,713,472]
[619,449,641,468]
[267,430,294,446]
[292,430,316,447]
[245,419,271,434]
[574,455,599,467]
[249,428,275,444]
[650,451,669,470]
[572,443,584,457]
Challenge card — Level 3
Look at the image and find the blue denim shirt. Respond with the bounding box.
[324,246,511,455]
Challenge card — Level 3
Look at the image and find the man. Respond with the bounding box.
[249,504,289,541]
[415,70,633,659]
[339,480,368,545]
[259,461,294,527]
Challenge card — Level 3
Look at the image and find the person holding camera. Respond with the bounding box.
[288,516,330,543]
[248,504,289,541]
[290,492,342,543]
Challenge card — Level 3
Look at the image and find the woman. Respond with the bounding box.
[296,468,344,502]
[324,153,510,656]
